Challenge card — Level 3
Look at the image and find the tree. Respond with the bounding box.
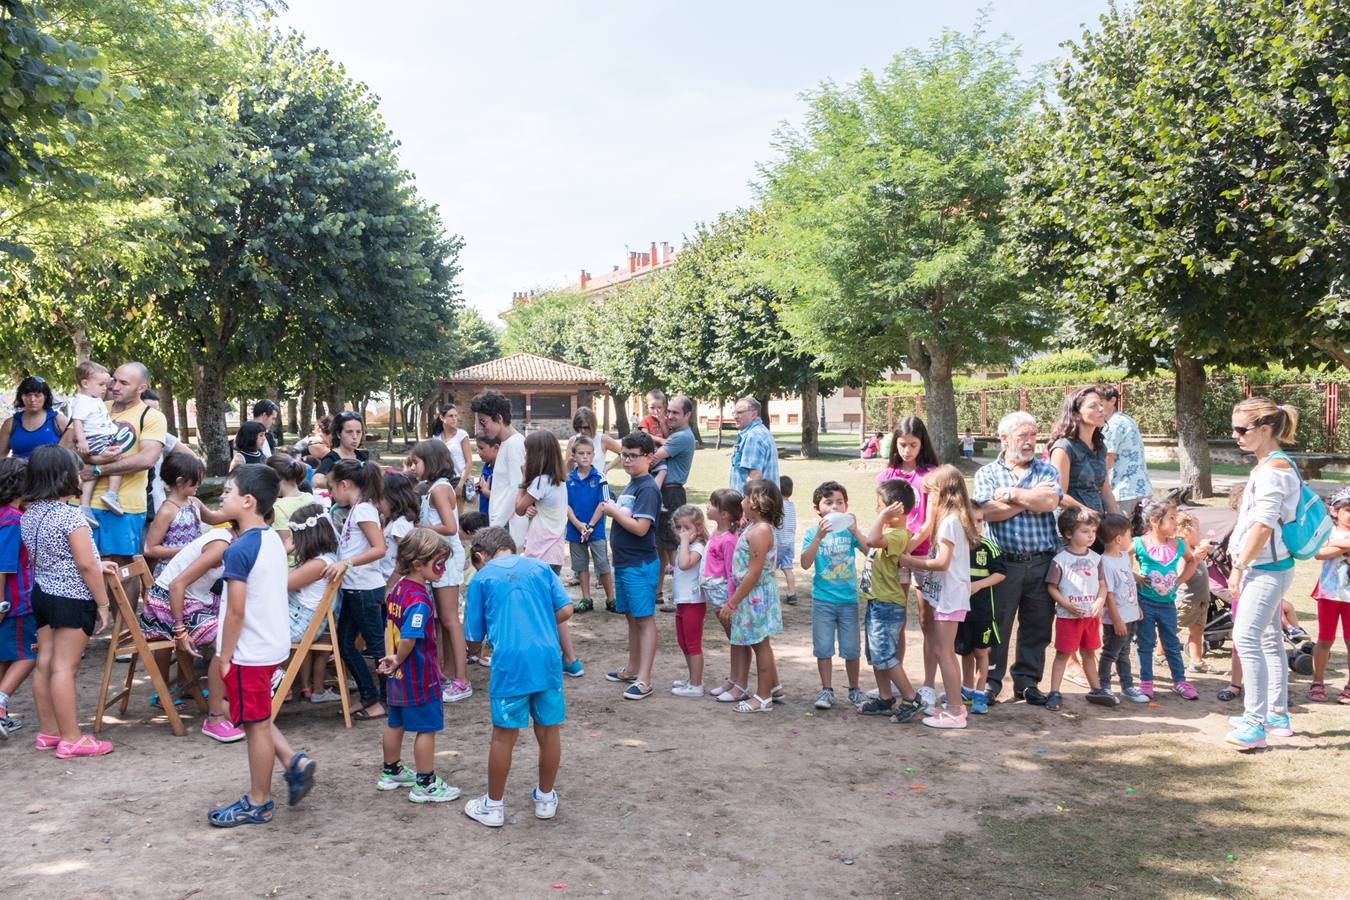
[1005,0,1350,496]
[758,24,1048,462]
[501,290,594,365]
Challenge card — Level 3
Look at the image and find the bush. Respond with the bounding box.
[1018,350,1102,376]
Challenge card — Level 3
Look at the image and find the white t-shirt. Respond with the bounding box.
[442,428,469,477]
[673,541,706,604]
[154,528,231,604]
[1048,548,1103,618]
[378,516,414,582]
[489,432,528,548]
[150,432,181,511]
[421,478,466,588]
[526,475,568,535]
[69,393,118,442]
[1099,552,1140,624]
[219,527,290,666]
[923,515,971,614]
[290,552,339,612]
[1230,457,1302,567]
[337,501,384,590]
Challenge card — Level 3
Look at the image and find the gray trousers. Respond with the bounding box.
[1098,620,1137,691]
[987,554,1055,696]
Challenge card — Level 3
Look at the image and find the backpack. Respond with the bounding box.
[1268,451,1332,560]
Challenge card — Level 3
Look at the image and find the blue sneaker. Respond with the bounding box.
[284,753,316,806]
[960,685,976,703]
[1265,713,1294,737]
[1225,721,1267,750]
[208,795,274,827]
[562,658,584,678]
[971,692,988,715]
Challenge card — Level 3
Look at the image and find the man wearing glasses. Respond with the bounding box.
[729,397,778,493]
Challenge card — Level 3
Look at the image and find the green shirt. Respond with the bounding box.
[860,526,911,604]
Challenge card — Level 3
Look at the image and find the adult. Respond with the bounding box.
[972,411,1064,704]
[0,376,68,459]
[652,395,697,605]
[250,400,280,458]
[571,406,622,471]
[140,389,198,517]
[433,402,473,500]
[638,390,670,447]
[310,412,368,490]
[1099,385,1153,519]
[470,390,527,548]
[1047,386,1117,515]
[1224,398,1302,749]
[729,397,779,493]
[83,363,167,562]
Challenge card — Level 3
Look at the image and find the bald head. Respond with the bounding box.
[110,362,150,410]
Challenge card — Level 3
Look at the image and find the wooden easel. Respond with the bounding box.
[270,577,353,728]
[94,556,208,737]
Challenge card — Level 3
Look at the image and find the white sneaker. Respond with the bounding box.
[671,678,689,689]
[464,794,505,827]
[672,684,705,698]
[532,787,558,820]
[442,680,473,703]
[310,689,341,704]
[100,491,124,515]
[918,686,937,711]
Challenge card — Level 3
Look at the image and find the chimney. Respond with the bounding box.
[662,241,671,263]
[650,241,658,268]
[579,269,590,289]
[629,252,637,274]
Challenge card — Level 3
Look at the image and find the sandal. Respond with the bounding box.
[716,683,748,703]
[575,598,594,613]
[709,680,735,699]
[352,704,386,721]
[1216,685,1241,702]
[1339,684,1350,705]
[770,684,786,703]
[734,695,773,713]
[208,794,274,828]
[1309,682,1328,702]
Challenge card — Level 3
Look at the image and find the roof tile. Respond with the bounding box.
[442,352,608,386]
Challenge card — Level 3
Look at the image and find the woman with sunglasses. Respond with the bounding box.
[311,412,369,490]
[1224,398,1303,750]
[0,376,69,460]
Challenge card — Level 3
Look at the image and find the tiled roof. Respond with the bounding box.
[442,353,609,386]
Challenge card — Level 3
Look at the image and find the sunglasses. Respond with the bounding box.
[1231,421,1268,436]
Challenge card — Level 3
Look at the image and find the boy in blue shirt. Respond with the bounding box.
[801,481,868,710]
[601,431,662,700]
[565,435,614,613]
[462,527,573,827]
[474,435,499,518]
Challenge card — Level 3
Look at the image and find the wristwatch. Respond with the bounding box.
[996,487,1012,502]
[91,464,101,477]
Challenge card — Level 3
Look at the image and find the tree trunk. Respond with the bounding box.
[420,390,440,440]
[689,397,704,448]
[264,384,281,447]
[912,339,959,463]
[327,384,342,416]
[161,380,177,435]
[194,359,232,475]
[715,398,725,450]
[385,380,396,452]
[757,395,771,428]
[70,326,92,364]
[286,398,298,440]
[801,378,820,459]
[613,392,632,437]
[1173,350,1213,498]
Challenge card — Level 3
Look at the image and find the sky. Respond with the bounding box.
[279,1,1114,320]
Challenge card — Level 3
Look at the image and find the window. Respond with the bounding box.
[532,394,571,419]
[504,393,526,421]
[787,413,800,425]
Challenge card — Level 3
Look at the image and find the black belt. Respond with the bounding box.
[663,482,685,489]
[1003,549,1055,563]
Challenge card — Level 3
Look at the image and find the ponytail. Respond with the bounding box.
[331,458,384,506]
[1233,397,1299,445]
[1275,404,1299,444]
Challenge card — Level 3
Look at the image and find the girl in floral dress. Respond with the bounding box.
[143,453,228,578]
[718,478,784,713]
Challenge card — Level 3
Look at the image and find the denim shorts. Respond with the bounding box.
[864,600,907,670]
[491,686,566,729]
[812,599,860,660]
[615,559,659,618]
[388,699,444,734]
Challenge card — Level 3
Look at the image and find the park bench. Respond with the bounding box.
[1284,452,1350,479]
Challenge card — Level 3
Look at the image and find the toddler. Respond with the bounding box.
[66,361,124,520]
[703,489,744,701]
[1133,499,1198,700]
[1044,506,1117,710]
[1096,513,1146,702]
[776,475,798,604]
[801,481,867,709]
[670,505,708,697]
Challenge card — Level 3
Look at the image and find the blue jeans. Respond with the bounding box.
[1233,568,1295,725]
[1136,600,1185,683]
[864,601,907,670]
[338,587,386,704]
[812,599,860,660]
[1098,620,1137,691]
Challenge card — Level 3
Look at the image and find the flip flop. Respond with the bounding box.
[352,706,386,721]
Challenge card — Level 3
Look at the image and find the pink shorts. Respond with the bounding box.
[1316,598,1350,643]
[675,602,706,656]
[933,608,967,623]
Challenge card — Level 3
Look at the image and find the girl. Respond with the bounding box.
[313,412,370,489]
[407,440,472,702]
[1310,488,1350,703]
[670,505,708,697]
[900,465,976,730]
[716,479,783,713]
[378,470,419,588]
[432,403,473,507]
[229,421,269,472]
[704,488,744,701]
[515,430,582,677]
[143,452,227,577]
[1225,400,1303,749]
[875,416,940,703]
[1132,499,1199,701]
[20,445,115,757]
[267,454,312,551]
[286,503,347,703]
[572,406,622,473]
[0,458,35,735]
[328,457,388,720]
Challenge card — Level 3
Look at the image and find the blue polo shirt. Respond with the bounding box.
[463,555,571,698]
[565,466,606,541]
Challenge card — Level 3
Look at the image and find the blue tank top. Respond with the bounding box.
[8,409,61,459]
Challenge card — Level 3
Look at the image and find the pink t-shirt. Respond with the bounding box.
[704,529,737,580]
[876,464,934,555]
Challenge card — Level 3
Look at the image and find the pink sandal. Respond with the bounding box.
[1309,683,1328,702]
[55,734,113,759]
[34,733,60,751]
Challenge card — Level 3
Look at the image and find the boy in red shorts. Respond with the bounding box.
[209,464,316,827]
[1044,506,1118,711]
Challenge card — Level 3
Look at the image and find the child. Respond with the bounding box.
[65,361,123,520]
[377,470,419,588]
[1133,498,1199,700]
[670,505,708,697]
[0,458,34,737]
[703,489,745,701]
[775,475,798,605]
[20,445,115,756]
[1310,487,1350,703]
[601,431,662,700]
[143,452,226,577]
[267,454,312,551]
[474,435,500,518]
[515,431,582,678]
[857,478,925,721]
[1096,512,1146,703]
[1044,506,1118,710]
[407,441,473,702]
[376,527,461,803]
[462,526,572,827]
[801,481,868,709]
[208,464,316,826]
[716,478,784,713]
[956,507,1006,715]
[566,435,614,613]
[900,465,975,730]
[328,458,389,720]
[1173,510,1214,673]
[286,503,346,703]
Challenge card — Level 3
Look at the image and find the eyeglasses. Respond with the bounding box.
[620,451,645,460]
[733,408,752,416]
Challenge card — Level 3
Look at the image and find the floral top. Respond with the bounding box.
[1102,412,1153,503]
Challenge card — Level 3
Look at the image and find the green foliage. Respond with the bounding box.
[1018,350,1101,376]
[501,290,594,366]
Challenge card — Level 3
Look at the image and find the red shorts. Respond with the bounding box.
[1054,615,1102,654]
[224,663,277,726]
[1316,598,1350,643]
[674,602,706,656]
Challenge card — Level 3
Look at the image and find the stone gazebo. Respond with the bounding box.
[433,352,611,437]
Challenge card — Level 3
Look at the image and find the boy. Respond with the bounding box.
[470,391,526,546]
[801,481,869,709]
[209,464,316,827]
[376,527,460,803]
[565,436,615,614]
[1174,511,1213,673]
[857,478,925,721]
[65,361,124,521]
[1044,506,1118,711]
[776,475,798,605]
[1096,513,1146,703]
[600,431,661,699]
[957,508,1006,714]
[474,434,499,518]
[462,527,572,827]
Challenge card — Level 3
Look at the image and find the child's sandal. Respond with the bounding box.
[734,695,773,714]
[715,683,748,703]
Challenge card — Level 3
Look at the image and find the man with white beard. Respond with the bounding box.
[972,412,1064,706]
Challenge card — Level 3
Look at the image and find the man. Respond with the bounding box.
[470,390,527,548]
[971,411,1063,705]
[637,390,669,447]
[1099,385,1152,519]
[651,395,696,609]
[728,397,779,492]
[251,400,280,457]
[84,363,167,562]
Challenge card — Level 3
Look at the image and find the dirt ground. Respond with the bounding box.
[3,451,1349,899]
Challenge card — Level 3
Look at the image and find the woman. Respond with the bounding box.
[312,412,369,489]
[432,403,473,504]
[1224,398,1302,750]
[228,421,269,472]
[0,376,68,459]
[1047,386,1117,514]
